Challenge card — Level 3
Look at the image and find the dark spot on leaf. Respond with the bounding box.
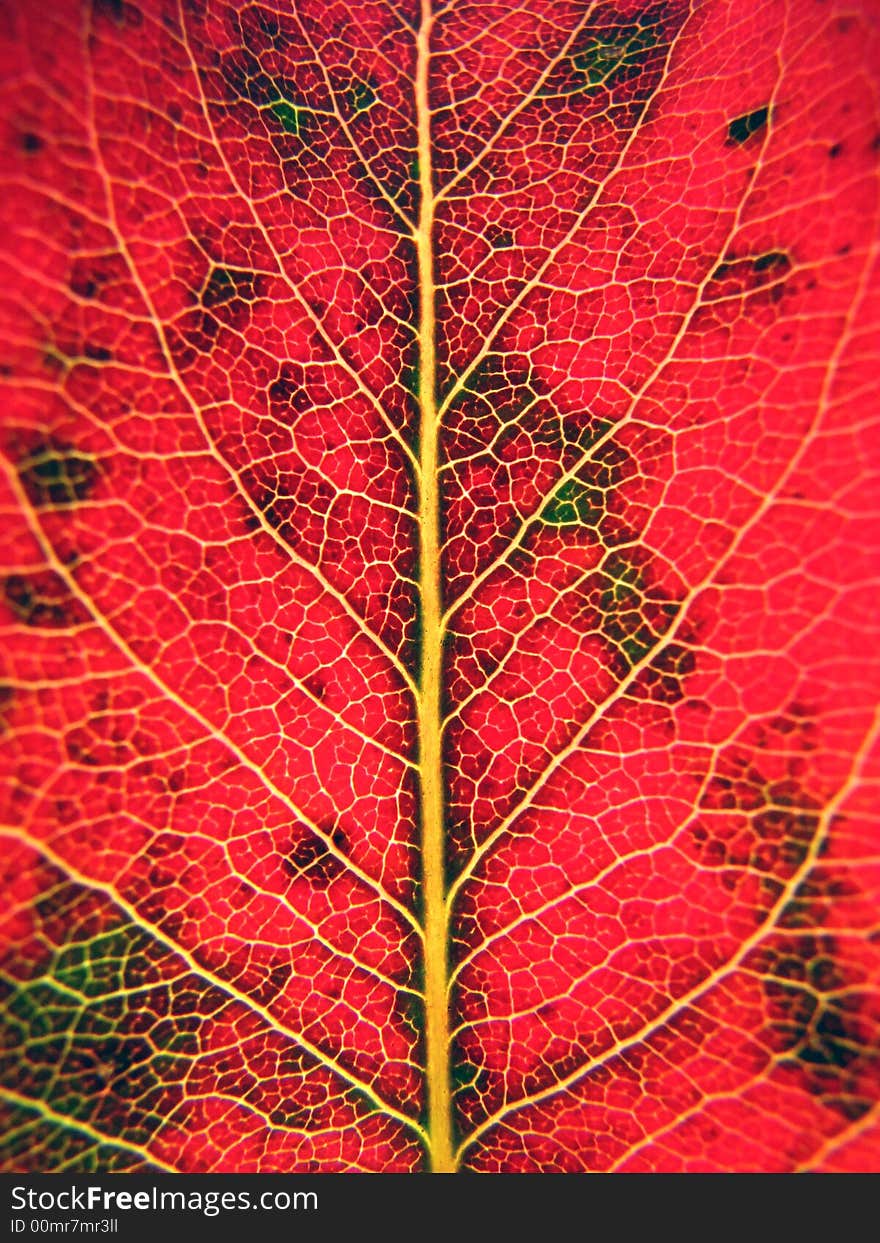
[541,477,603,527]
[3,572,86,630]
[755,933,878,1117]
[14,436,99,508]
[486,224,514,250]
[92,0,141,25]
[598,550,677,668]
[54,799,79,826]
[71,274,98,299]
[253,10,281,41]
[93,0,124,19]
[201,266,258,309]
[269,99,309,138]
[635,643,696,704]
[84,343,112,362]
[19,132,43,153]
[173,309,221,359]
[268,366,306,409]
[284,827,347,885]
[828,142,843,158]
[250,962,292,1007]
[0,684,13,734]
[727,106,769,145]
[705,251,791,303]
[346,80,377,114]
[542,3,680,99]
[753,250,789,273]
[694,710,827,878]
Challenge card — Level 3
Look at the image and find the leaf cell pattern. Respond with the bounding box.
[0,0,878,1173]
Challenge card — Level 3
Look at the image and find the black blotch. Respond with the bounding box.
[344,79,378,115]
[695,709,824,876]
[727,106,769,145]
[201,265,258,309]
[92,0,141,24]
[3,572,87,630]
[283,828,347,885]
[220,50,308,141]
[463,354,537,434]
[93,0,124,18]
[71,275,98,300]
[0,684,13,734]
[486,224,514,250]
[166,769,186,793]
[753,250,788,273]
[755,934,878,1118]
[828,142,843,159]
[250,962,291,1007]
[84,343,112,362]
[636,642,696,704]
[268,363,310,411]
[15,436,99,507]
[253,10,281,41]
[173,310,221,360]
[705,250,791,302]
[19,132,43,154]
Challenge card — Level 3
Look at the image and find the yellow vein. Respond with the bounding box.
[415,0,455,1176]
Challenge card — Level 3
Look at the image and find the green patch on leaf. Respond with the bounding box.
[551,22,662,97]
[402,360,420,397]
[0,907,201,1152]
[347,80,377,114]
[450,1060,481,1091]
[572,37,631,86]
[0,1100,149,1171]
[541,477,603,526]
[599,552,663,667]
[268,99,308,137]
[201,265,258,309]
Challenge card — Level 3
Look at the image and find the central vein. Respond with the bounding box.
[415,0,454,1175]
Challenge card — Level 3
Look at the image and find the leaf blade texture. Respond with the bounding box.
[0,0,878,1172]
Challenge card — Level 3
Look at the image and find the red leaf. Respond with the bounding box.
[1,0,878,1173]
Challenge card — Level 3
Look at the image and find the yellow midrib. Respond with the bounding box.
[415,0,454,1174]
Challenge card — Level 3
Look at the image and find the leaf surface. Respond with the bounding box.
[0,0,878,1173]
